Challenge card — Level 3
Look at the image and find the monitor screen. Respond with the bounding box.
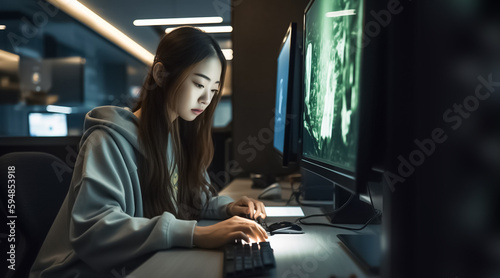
[301,0,364,191]
[273,27,292,154]
[28,112,68,137]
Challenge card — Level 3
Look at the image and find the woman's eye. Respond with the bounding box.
[194,82,204,89]
[211,90,218,94]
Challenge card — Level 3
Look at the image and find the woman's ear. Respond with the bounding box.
[153,62,168,87]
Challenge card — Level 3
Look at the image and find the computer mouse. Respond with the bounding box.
[258,182,282,200]
[268,221,304,234]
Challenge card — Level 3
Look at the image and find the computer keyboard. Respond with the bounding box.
[223,239,276,277]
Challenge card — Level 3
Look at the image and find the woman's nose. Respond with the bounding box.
[200,90,210,104]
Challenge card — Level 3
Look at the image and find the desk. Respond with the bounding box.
[128,178,379,278]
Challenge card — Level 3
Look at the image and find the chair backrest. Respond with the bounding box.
[0,152,72,278]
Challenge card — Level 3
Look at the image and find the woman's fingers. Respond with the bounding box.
[196,215,270,249]
[253,201,262,219]
[229,231,250,244]
[247,200,255,219]
[247,222,268,242]
[259,202,267,219]
[232,196,268,220]
[231,216,268,242]
[248,223,267,242]
[250,198,266,219]
[255,223,268,240]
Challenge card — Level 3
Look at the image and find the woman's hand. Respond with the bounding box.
[226,196,267,219]
[193,216,268,248]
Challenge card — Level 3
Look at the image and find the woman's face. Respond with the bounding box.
[173,56,222,122]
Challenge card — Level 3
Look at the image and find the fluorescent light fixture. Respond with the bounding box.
[326,9,356,18]
[47,105,73,114]
[221,49,233,61]
[134,16,223,26]
[165,26,232,34]
[0,25,6,30]
[47,0,154,66]
[0,49,20,62]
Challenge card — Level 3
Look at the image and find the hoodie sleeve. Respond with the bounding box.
[69,129,196,272]
[199,173,234,220]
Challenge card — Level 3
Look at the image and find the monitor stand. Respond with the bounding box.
[321,185,380,224]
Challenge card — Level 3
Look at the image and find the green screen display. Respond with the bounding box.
[303,0,364,172]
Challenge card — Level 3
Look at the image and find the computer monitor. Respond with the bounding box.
[301,0,369,194]
[300,0,385,274]
[273,23,302,167]
[28,112,68,137]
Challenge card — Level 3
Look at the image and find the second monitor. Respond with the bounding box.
[273,22,303,168]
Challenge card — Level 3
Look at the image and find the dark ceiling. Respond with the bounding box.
[0,0,232,62]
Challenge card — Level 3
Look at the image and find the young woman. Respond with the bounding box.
[30,27,268,277]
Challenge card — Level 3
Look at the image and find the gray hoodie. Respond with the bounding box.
[29,106,233,277]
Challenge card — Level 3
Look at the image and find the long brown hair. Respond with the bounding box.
[133,27,227,219]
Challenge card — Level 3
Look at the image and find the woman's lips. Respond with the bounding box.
[191,109,203,115]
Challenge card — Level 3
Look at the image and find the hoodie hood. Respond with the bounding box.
[81,106,140,152]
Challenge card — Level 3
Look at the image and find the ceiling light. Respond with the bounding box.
[47,0,154,66]
[47,105,73,114]
[0,25,6,30]
[222,49,233,61]
[326,9,356,18]
[0,49,20,62]
[165,26,232,33]
[134,17,223,26]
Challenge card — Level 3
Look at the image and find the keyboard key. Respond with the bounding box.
[225,260,235,276]
[260,243,276,268]
[224,241,275,277]
[244,257,253,271]
[225,246,235,260]
[235,256,243,272]
[259,241,270,248]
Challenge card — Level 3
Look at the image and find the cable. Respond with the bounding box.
[294,182,382,231]
[297,209,381,231]
[367,181,378,215]
[294,190,354,223]
[295,191,355,222]
[285,179,302,205]
[285,191,298,205]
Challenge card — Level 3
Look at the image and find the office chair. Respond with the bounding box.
[0,152,72,278]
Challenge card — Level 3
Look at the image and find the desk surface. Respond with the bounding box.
[128,178,379,278]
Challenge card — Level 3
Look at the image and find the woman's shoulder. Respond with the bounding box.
[79,128,119,153]
[81,105,140,151]
[88,105,133,115]
[77,128,140,173]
